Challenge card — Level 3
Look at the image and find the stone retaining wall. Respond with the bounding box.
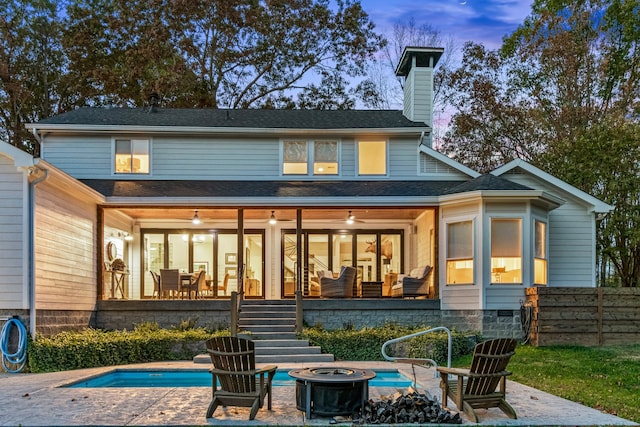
[16,300,523,339]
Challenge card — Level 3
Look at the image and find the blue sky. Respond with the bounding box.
[360,0,534,50]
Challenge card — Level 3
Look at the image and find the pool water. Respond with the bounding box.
[64,369,413,388]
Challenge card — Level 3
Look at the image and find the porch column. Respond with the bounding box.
[237,208,244,295]
[296,209,302,293]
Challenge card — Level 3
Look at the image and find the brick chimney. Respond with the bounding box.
[395,46,444,128]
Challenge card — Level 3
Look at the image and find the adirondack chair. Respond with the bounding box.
[437,338,518,422]
[205,336,277,420]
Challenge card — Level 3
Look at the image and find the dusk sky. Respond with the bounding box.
[360,0,534,51]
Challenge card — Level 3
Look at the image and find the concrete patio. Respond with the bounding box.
[0,360,637,426]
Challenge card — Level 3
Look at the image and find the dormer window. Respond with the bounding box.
[114,139,150,174]
[282,140,338,175]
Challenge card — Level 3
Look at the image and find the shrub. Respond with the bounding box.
[28,323,227,373]
[301,324,480,364]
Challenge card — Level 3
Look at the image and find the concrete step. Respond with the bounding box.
[256,353,334,363]
[256,346,323,355]
[252,339,308,347]
[241,300,295,306]
[238,317,294,325]
[239,311,296,319]
[241,324,295,333]
[249,332,298,340]
[241,305,296,313]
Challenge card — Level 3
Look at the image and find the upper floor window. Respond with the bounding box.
[446,220,474,285]
[534,220,548,285]
[283,140,338,175]
[313,140,338,175]
[283,140,308,174]
[115,139,149,174]
[358,140,387,175]
[491,218,522,284]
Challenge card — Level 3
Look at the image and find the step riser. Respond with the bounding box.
[250,333,298,340]
[256,354,334,363]
[240,312,296,319]
[239,318,294,325]
[256,347,322,355]
[252,339,308,347]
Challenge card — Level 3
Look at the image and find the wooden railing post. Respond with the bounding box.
[295,290,303,334]
[230,291,238,337]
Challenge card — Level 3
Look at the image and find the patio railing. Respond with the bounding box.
[381,326,452,378]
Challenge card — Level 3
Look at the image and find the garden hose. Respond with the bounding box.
[1,317,28,373]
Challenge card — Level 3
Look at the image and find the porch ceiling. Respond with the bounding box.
[111,207,429,222]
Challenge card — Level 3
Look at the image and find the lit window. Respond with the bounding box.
[446,220,474,284]
[358,141,386,175]
[313,141,338,175]
[534,220,547,285]
[491,219,522,284]
[283,140,308,174]
[115,139,149,174]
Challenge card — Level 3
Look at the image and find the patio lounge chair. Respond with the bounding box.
[320,266,356,298]
[205,336,277,420]
[391,265,432,298]
[437,338,518,423]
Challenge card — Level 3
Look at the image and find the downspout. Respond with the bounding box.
[28,128,48,340]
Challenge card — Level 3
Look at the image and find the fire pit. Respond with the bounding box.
[288,367,376,418]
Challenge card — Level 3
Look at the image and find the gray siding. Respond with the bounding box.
[0,156,27,309]
[41,134,465,181]
[501,172,596,287]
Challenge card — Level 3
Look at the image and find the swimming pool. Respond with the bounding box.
[64,368,413,388]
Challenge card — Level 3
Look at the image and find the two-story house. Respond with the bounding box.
[0,47,611,338]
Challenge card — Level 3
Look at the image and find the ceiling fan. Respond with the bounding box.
[267,210,294,224]
[345,210,365,224]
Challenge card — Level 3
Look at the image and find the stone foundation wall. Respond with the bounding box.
[15,300,522,339]
[302,300,522,339]
[94,300,232,331]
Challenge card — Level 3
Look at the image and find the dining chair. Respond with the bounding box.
[189,270,206,299]
[217,273,229,297]
[150,271,162,299]
[159,269,180,299]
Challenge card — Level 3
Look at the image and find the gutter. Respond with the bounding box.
[28,129,48,340]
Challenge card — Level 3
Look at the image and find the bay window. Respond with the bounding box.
[491,218,522,284]
[534,220,548,285]
[446,220,474,284]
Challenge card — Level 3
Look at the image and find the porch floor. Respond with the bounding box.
[0,360,636,426]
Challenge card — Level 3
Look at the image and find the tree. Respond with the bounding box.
[62,0,384,109]
[441,0,640,286]
[0,0,64,154]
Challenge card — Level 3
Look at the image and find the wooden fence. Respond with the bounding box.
[525,287,640,346]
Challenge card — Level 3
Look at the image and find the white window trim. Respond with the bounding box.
[112,136,152,176]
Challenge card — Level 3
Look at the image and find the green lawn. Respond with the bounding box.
[454,344,640,423]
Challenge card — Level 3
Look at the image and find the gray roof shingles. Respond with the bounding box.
[80,177,532,199]
[37,108,427,129]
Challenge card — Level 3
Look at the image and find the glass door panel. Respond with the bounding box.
[282,232,304,297]
[332,232,353,270]
[168,233,189,272]
[307,234,329,297]
[356,234,377,282]
[142,233,165,298]
[244,233,263,298]
[218,233,238,294]
[192,233,214,297]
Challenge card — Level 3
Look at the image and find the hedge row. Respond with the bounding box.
[301,324,481,364]
[28,322,223,373]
